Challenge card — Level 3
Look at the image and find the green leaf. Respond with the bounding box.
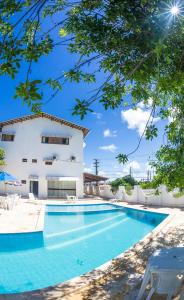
[59,28,67,37]
[116,154,128,164]
[145,125,158,140]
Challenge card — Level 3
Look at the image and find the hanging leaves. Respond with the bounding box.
[1,1,184,187]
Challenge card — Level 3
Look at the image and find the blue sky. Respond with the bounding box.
[0,26,165,181]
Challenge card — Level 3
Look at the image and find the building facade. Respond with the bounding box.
[0,113,89,199]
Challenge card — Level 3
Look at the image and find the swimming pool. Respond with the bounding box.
[0,204,167,294]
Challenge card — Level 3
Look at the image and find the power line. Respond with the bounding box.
[96,153,156,160]
[98,170,154,174]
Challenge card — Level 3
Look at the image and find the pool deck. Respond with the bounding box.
[0,200,45,233]
[0,200,184,299]
[0,198,103,234]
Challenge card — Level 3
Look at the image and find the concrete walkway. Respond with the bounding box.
[0,200,44,233]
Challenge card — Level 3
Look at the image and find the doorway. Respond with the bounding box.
[30,181,39,197]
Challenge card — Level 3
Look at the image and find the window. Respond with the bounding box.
[2,134,14,141]
[21,180,26,184]
[45,161,52,165]
[41,136,69,145]
[22,158,27,162]
[48,180,76,198]
[32,159,37,163]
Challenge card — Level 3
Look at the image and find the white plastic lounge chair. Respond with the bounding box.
[66,195,78,202]
[29,193,36,201]
[7,197,15,210]
[0,196,4,209]
[0,196,13,210]
[137,247,184,300]
[13,194,20,206]
[8,194,18,209]
[111,198,119,203]
[0,196,8,210]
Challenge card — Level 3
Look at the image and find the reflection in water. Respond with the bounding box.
[122,207,167,226]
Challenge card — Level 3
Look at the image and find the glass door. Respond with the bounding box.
[30,181,39,197]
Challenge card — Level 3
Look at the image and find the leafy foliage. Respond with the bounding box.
[151,99,184,190]
[110,175,137,195]
[111,175,137,189]
[1,1,184,188]
[140,179,158,190]
[116,154,128,164]
[145,125,158,140]
[0,148,5,166]
[173,191,184,198]
[123,175,138,187]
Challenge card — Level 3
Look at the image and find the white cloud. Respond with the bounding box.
[99,144,117,153]
[92,112,102,119]
[137,98,153,109]
[103,129,111,137]
[123,160,141,173]
[121,107,159,136]
[145,162,152,171]
[103,128,117,138]
[98,170,107,177]
[115,171,124,177]
[129,160,141,170]
[137,101,145,109]
[168,107,178,124]
[168,115,173,123]
[84,167,93,173]
[113,164,120,169]
[99,160,154,181]
[83,142,86,148]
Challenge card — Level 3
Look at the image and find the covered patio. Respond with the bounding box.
[83,172,108,196]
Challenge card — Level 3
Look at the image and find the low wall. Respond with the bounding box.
[85,184,184,207]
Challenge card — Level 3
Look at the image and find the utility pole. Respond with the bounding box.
[93,159,100,175]
[129,166,132,177]
[147,170,152,182]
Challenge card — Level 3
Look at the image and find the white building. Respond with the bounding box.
[0,113,89,199]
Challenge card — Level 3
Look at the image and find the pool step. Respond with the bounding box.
[46,216,129,250]
[45,211,126,238]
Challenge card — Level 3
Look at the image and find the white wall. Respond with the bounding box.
[86,184,184,207]
[0,117,85,198]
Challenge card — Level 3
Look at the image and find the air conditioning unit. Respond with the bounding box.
[43,157,53,162]
[52,154,59,161]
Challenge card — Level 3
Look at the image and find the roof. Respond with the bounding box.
[84,172,108,183]
[0,113,89,137]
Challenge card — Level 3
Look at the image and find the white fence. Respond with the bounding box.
[85,184,184,207]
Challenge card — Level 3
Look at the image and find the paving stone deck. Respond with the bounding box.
[0,200,45,233]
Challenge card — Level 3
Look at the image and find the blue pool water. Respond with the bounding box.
[0,204,167,294]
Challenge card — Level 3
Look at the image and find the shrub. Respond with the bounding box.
[0,148,5,166]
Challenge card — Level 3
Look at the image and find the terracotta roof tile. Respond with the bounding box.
[0,112,89,137]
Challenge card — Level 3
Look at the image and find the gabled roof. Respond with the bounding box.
[0,113,89,137]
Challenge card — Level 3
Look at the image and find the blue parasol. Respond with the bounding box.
[0,172,19,194]
[0,172,17,182]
